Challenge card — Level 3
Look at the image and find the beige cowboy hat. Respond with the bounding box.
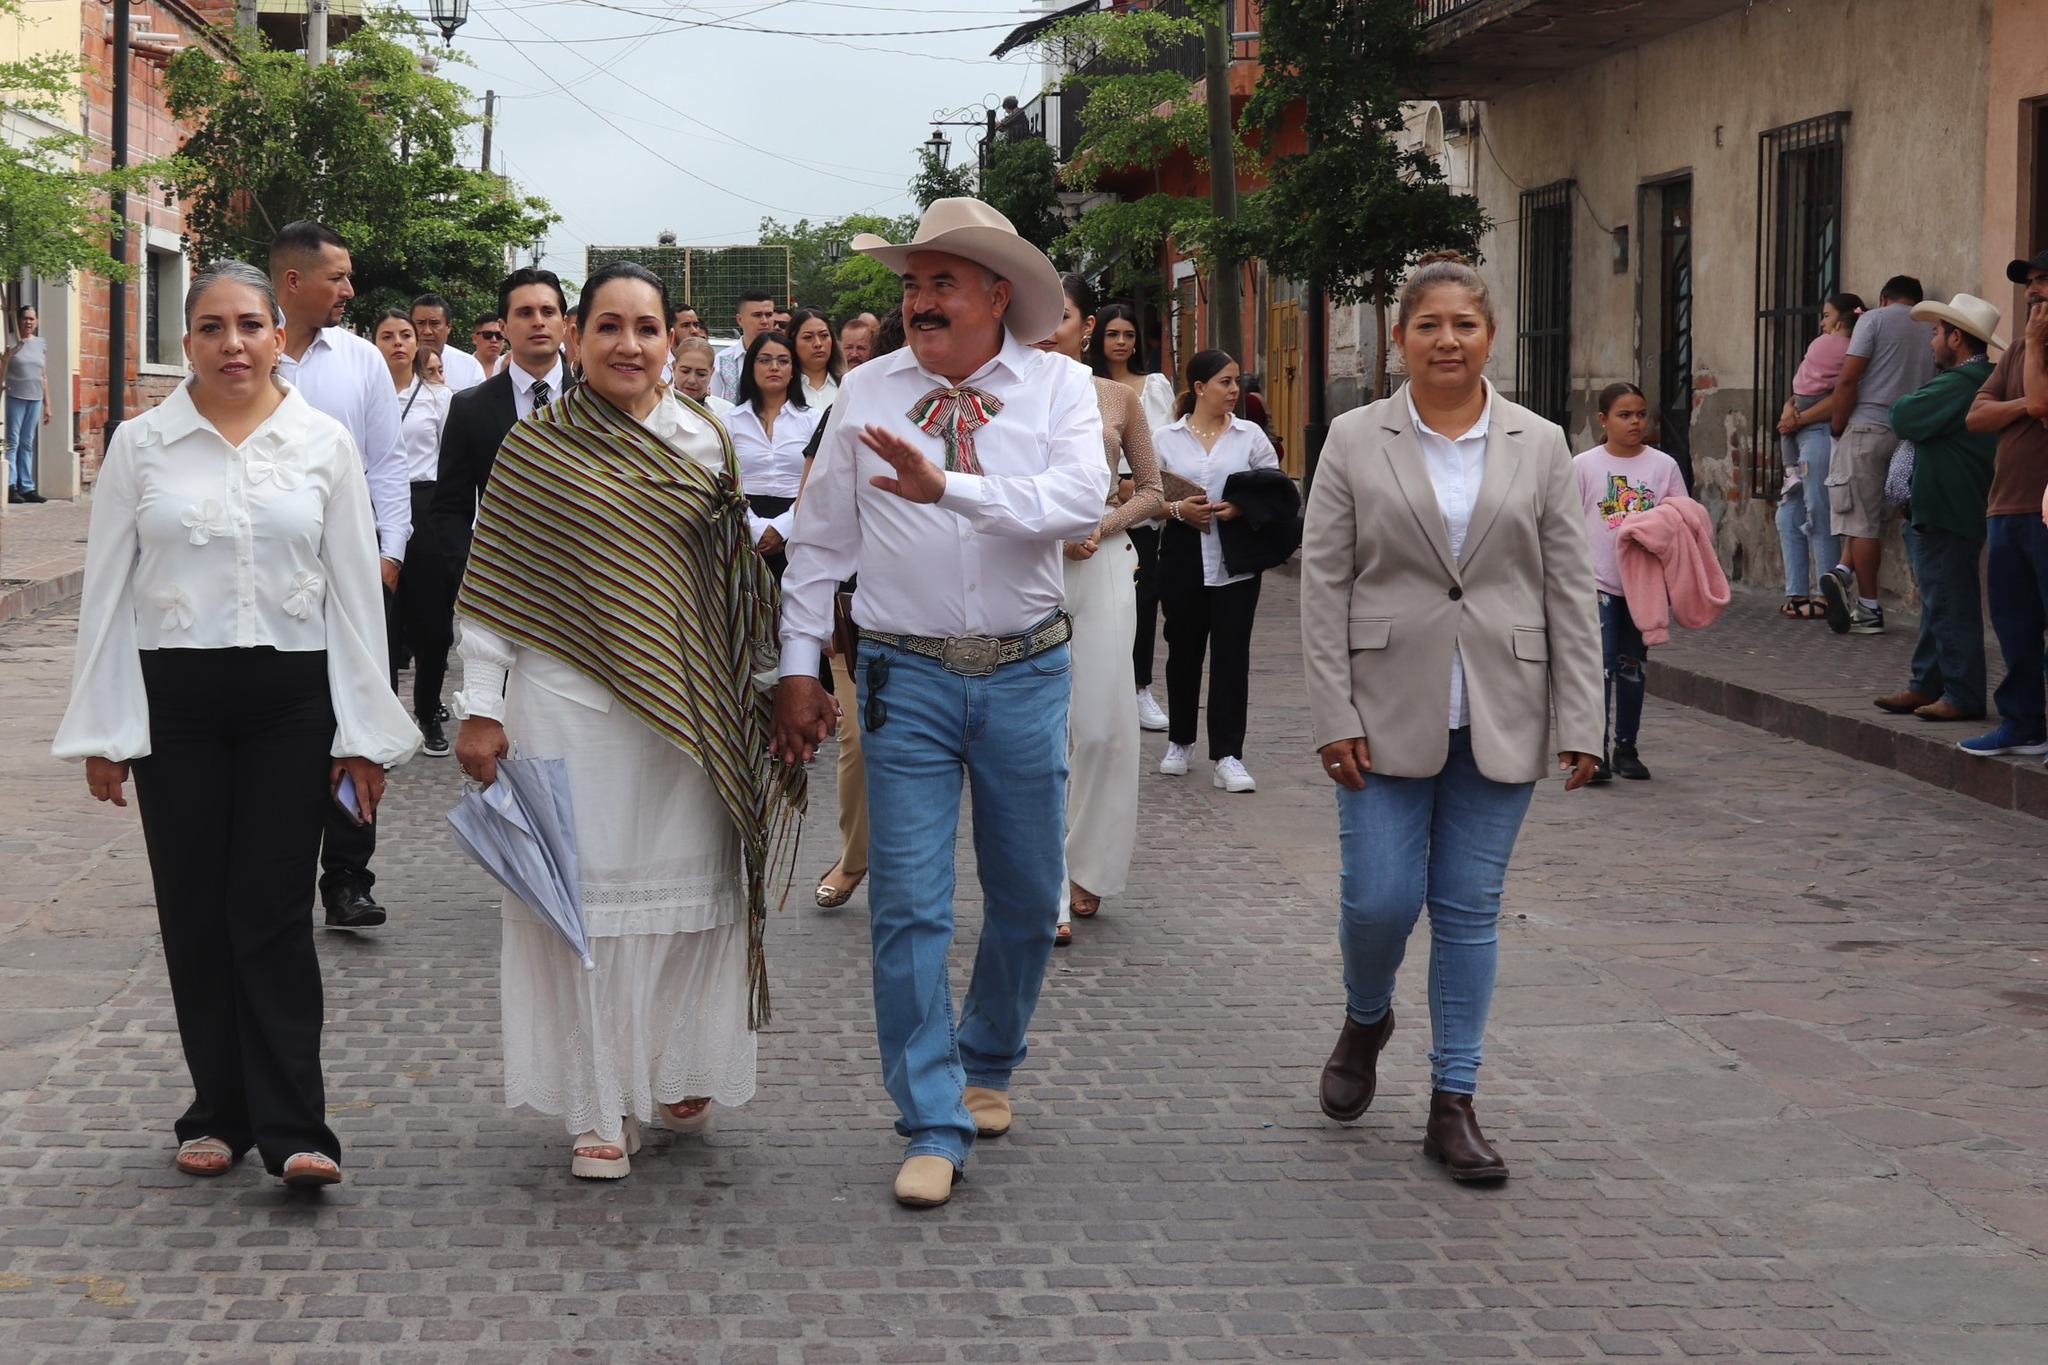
[1911,293,2008,355]
[850,198,1065,345]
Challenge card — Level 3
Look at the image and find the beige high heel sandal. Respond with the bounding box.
[570,1114,641,1179]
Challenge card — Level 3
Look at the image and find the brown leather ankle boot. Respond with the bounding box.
[1318,1008,1395,1121]
[1422,1090,1509,1181]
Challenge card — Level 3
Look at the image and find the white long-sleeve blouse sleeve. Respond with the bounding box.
[52,382,421,766]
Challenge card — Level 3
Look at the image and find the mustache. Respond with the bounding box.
[907,311,949,330]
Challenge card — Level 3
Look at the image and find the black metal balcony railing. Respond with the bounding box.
[1417,0,1488,21]
[1047,0,1258,162]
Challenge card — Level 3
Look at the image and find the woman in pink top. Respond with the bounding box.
[1774,293,1864,617]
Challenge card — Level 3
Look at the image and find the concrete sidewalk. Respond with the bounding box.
[0,498,91,626]
[1647,585,2048,820]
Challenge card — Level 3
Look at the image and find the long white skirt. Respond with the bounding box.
[496,656,757,1143]
[1061,530,1141,912]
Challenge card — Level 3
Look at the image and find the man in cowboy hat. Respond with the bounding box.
[1870,293,2003,723]
[1961,250,2048,758]
[771,199,1107,1209]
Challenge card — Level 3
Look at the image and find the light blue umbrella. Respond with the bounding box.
[447,755,593,969]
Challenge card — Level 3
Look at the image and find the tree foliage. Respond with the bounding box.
[981,136,1065,258]
[1237,0,1488,392]
[0,0,163,286]
[165,15,556,328]
[909,145,976,212]
[756,213,916,321]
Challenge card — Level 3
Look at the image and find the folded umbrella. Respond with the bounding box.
[446,755,593,969]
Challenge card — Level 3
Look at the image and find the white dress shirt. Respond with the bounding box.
[52,382,421,766]
[1406,380,1494,729]
[726,398,821,545]
[439,345,489,392]
[800,373,838,409]
[779,334,1109,679]
[1152,414,1280,588]
[509,358,566,421]
[275,327,409,561]
[397,378,452,483]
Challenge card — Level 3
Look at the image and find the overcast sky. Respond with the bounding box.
[441,0,1052,283]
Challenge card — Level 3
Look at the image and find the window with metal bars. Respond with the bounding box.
[1752,111,1850,499]
[1518,180,1574,429]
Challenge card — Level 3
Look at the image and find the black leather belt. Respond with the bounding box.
[858,612,1072,677]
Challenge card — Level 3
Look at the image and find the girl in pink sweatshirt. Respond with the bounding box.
[1573,383,1687,782]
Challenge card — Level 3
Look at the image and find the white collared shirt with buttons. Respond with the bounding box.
[52,382,421,767]
[274,326,410,561]
[724,398,821,545]
[396,378,453,483]
[778,333,1109,679]
[1406,379,1495,729]
[509,357,565,422]
[1151,413,1280,588]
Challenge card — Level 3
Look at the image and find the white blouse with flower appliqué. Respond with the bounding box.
[52,381,421,766]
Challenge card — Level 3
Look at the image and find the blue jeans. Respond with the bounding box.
[5,396,40,492]
[1775,419,1837,596]
[1901,522,1986,712]
[1598,592,1647,750]
[1987,514,2048,739]
[1334,728,1536,1095]
[857,638,1071,1168]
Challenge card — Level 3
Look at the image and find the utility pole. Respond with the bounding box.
[480,89,495,174]
[1201,9,1242,360]
[108,0,131,434]
[236,0,256,34]
[307,0,328,66]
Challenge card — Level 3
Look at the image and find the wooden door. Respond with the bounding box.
[1265,296,1302,477]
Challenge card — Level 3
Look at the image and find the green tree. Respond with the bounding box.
[0,0,163,287]
[981,136,1064,258]
[1237,0,1488,397]
[165,15,556,328]
[1046,2,1240,304]
[910,142,976,211]
[756,213,917,320]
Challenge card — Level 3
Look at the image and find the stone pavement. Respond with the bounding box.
[3,574,2047,1362]
[0,496,92,626]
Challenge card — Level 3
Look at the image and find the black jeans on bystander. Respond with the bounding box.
[1157,520,1261,761]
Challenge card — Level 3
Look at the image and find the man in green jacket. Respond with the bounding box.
[1872,294,2004,721]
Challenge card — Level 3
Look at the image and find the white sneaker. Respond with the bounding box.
[1158,742,1192,776]
[1212,756,1256,793]
[1135,687,1169,731]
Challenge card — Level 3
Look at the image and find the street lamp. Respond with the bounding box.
[428,0,469,46]
[924,130,953,167]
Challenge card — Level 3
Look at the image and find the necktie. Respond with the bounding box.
[531,379,551,410]
[908,386,1003,475]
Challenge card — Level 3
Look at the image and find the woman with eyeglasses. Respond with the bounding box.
[727,330,819,576]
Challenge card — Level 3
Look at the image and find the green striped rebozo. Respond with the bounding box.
[457,382,805,1028]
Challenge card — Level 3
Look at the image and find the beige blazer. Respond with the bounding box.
[1300,386,1604,784]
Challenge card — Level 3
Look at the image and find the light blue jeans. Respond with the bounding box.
[1775,414,1837,596]
[857,638,1071,1169]
[5,396,40,492]
[1335,728,1536,1095]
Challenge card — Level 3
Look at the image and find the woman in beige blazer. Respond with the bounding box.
[1298,254,1604,1181]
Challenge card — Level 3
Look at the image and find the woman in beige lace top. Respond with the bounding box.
[1037,275,1166,943]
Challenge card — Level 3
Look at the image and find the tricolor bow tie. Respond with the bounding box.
[908,385,1003,475]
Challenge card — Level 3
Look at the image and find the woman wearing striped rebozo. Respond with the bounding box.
[449,262,804,1180]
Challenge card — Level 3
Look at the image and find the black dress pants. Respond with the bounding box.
[396,480,454,720]
[1129,523,1162,688]
[131,648,343,1174]
[1158,521,1262,761]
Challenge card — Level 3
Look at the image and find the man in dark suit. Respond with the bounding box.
[410,268,569,752]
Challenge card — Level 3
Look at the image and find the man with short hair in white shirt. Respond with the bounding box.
[710,289,778,402]
[269,219,410,931]
[772,200,1107,1211]
[410,293,489,392]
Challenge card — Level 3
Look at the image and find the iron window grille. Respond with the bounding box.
[1752,111,1850,500]
[1518,179,1574,430]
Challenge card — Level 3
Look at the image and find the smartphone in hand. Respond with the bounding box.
[335,771,369,825]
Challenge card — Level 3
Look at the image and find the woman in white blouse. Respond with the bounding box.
[786,307,841,409]
[53,260,420,1189]
[374,308,457,753]
[451,263,799,1180]
[726,329,820,574]
[1090,305,1177,731]
[1152,350,1280,793]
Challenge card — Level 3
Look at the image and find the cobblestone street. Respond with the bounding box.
[4,571,2047,1363]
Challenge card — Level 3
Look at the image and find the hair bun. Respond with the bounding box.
[1415,249,1472,268]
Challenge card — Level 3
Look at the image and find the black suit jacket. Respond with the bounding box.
[424,368,520,564]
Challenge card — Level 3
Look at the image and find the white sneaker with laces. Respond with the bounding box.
[1213,756,1256,792]
[1135,687,1169,731]
[1158,742,1192,776]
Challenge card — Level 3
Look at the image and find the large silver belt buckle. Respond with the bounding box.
[939,634,1001,676]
